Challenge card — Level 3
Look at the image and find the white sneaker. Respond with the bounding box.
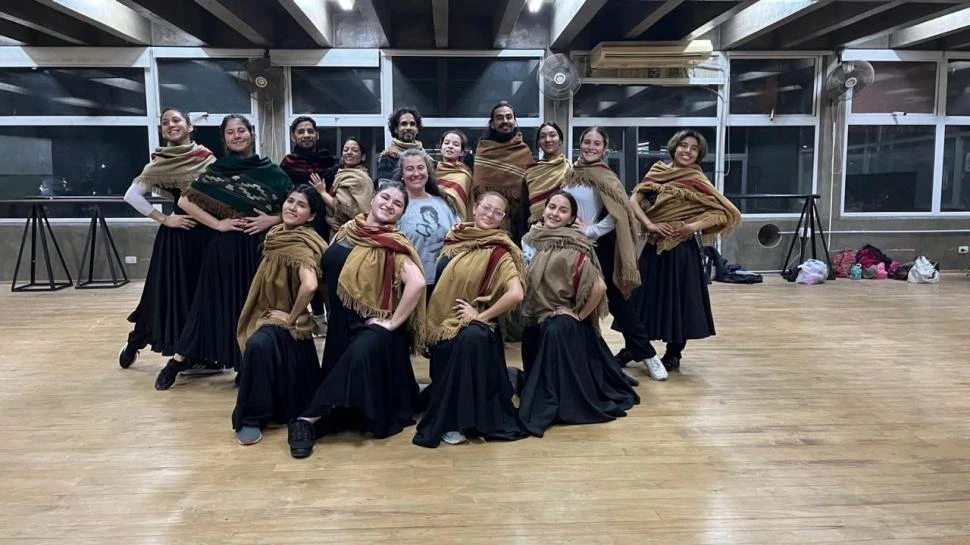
[441,431,466,445]
[642,356,668,381]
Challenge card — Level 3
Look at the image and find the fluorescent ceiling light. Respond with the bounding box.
[338,0,354,11]
[527,0,544,13]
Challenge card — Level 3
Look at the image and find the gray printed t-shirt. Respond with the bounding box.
[399,195,458,284]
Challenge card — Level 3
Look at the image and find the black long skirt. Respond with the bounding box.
[175,230,262,369]
[302,324,419,439]
[519,316,640,437]
[413,322,527,448]
[633,239,715,342]
[232,325,322,431]
[125,223,213,356]
[300,242,419,439]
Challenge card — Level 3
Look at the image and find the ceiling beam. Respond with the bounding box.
[890,6,970,48]
[116,0,210,45]
[683,0,758,42]
[0,18,70,46]
[944,27,970,50]
[432,0,448,48]
[493,0,527,48]
[192,0,273,45]
[623,0,685,39]
[719,0,836,50]
[279,0,332,47]
[33,0,152,44]
[781,1,906,48]
[550,0,608,50]
[356,0,390,48]
[0,3,90,45]
[834,3,968,48]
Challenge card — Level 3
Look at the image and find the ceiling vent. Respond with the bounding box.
[590,40,714,69]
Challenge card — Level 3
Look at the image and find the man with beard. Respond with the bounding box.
[280,117,337,187]
[471,102,533,243]
[376,108,423,181]
[280,116,337,332]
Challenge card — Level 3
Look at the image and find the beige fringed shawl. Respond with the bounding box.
[633,162,742,253]
[563,161,641,298]
[521,225,607,331]
[525,155,571,223]
[333,214,427,348]
[436,160,473,220]
[425,223,525,347]
[134,142,215,197]
[236,224,327,352]
[328,166,374,226]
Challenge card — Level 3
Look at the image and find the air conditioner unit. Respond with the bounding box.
[589,40,714,69]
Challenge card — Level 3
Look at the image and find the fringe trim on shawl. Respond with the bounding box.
[181,187,245,219]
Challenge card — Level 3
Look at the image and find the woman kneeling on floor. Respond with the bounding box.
[413,191,528,448]
[288,180,426,458]
[232,185,328,446]
[518,191,640,436]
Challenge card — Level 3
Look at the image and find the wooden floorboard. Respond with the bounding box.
[1,276,969,544]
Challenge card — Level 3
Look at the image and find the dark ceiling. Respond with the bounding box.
[0,0,968,51]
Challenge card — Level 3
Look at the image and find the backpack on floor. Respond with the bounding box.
[830,248,857,278]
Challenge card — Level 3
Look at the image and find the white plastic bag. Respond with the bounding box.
[795,258,828,284]
[907,256,940,284]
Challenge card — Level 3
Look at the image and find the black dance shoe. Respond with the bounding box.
[661,355,681,371]
[118,342,139,369]
[154,358,189,390]
[288,420,315,458]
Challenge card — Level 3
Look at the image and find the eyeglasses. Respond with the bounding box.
[478,204,507,219]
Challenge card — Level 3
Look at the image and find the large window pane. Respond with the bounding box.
[392,57,540,117]
[0,68,146,116]
[942,125,970,212]
[291,68,381,114]
[850,62,936,114]
[158,59,252,114]
[724,126,815,214]
[946,61,970,116]
[636,127,717,182]
[0,126,149,218]
[730,58,815,115]
[845,125,934,213]
[573,85,718,117]
[569,126,716,191]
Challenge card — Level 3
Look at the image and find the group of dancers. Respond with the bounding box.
[119,102,741,454]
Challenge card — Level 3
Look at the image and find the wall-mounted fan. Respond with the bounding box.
[538,53,581,101]
[244,55,283,103]
[823,60,875,102]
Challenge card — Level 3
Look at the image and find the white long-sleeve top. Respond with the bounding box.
[563,184,615,240]
[123,180,157,217]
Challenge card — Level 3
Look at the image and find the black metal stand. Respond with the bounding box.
[11,203,73,292]
[781,195,834,280]
[75,204,129,289]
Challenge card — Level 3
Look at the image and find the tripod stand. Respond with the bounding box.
[781,194,833,280]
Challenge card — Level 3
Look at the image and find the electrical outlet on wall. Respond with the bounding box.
[125,256,138,264]
[958,246,969,255]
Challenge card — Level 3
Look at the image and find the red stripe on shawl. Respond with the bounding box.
[572,253,586,294]
[478,246,509,297]
[529,185,562,206]
[437,178,468,203]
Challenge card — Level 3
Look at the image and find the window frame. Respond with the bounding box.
[725,53,823,219]
[839,50,970,218]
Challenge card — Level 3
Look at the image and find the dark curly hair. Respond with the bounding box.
[388,107,423,138]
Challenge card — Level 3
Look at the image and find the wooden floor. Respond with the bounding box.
[2,276,969,544]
